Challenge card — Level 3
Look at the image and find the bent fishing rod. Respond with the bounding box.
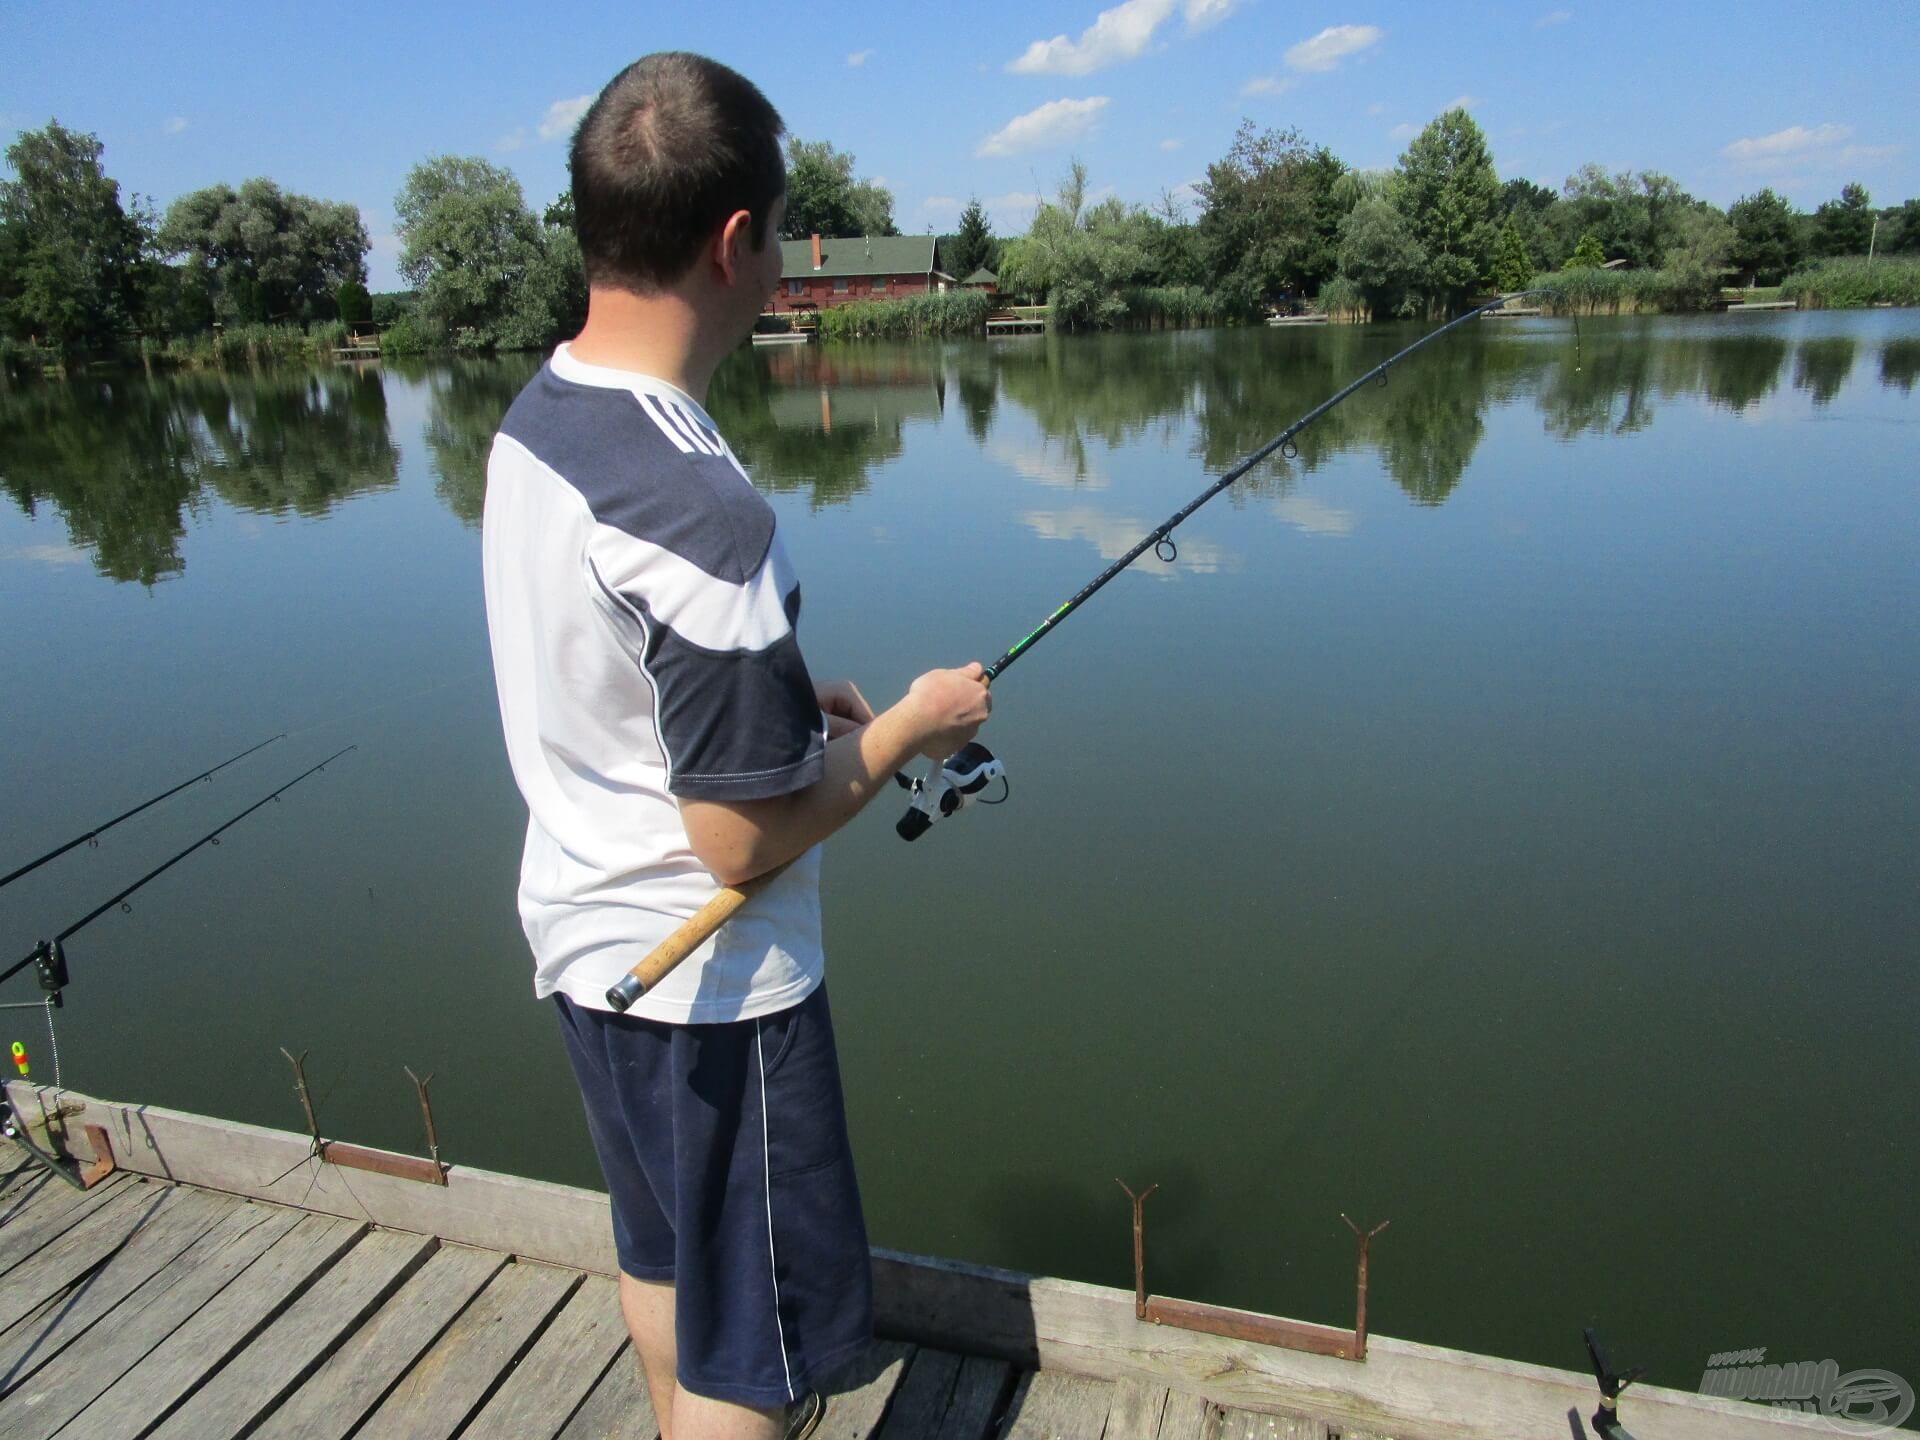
[606,289,1562,1011]
[0,746,356,1001]
[0,734,286,891]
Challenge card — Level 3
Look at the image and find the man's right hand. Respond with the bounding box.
[904,663,993,760]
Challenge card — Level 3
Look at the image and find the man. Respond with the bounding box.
[481,52,992,1440]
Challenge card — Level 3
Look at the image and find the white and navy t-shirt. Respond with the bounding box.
[482,344,827,1023]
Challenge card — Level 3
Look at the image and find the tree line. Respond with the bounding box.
[4,110,1917,359]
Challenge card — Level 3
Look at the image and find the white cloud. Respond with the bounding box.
[538,94,593,142]
[1008,0,1175,76]
[846,49,874,67]
[1021,506,1234,575]
[1184,0,1241,28]
[163,116,189,136]
[1366,101,1388,116]
[1159,137,1182,152]
[1242,74,1298,97]
[1535,9,1572,26]
[1272,495,1356,537]
[977,97,1111,157]
[1285,24,1383,72]
[921,195,962,212]
[1722,123,1850,164]
[496,129,529,153]
[1446,94,1481,111]
[1389,123,1418,140]
[985,190,1044,227]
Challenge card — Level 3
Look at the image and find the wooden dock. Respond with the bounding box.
[0,1085,1826,1440]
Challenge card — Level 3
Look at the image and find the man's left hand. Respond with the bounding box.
[816,679,875,739]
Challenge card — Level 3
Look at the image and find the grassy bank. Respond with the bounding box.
[1114,286,1249,329]
[1781,257,1920,309]
[813,290,991,341]
[1528,267,1726,316]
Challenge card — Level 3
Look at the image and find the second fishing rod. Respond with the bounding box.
[605,290,1563,1011]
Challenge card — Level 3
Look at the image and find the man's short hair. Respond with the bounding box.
[571,53,785,293]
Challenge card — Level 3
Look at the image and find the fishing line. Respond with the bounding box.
[0,746,357,995]
[0,734,285,890]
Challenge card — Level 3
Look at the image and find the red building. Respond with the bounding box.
[769,234,955,313]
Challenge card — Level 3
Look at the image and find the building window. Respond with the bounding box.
[786,279,803,296]
[872,277,887,293]
[834,278,848,293]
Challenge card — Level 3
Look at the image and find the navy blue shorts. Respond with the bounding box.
[554,982,873,1407]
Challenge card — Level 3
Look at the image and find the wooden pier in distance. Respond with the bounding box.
[0,1084,1829,1440]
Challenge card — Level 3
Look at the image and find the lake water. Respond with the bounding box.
[3,313,1916,1395]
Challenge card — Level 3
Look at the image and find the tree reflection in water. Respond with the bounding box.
[1,366,398,585]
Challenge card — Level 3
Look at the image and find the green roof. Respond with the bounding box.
[779,235,936,280]
[962,267,998,285]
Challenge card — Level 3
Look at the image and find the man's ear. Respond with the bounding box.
[713,209,754,285]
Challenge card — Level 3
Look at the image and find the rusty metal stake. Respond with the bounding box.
[277,1048,448,1187]
[280,1047,322,1156]
[1115,1179,1158,1320]
[1116,1182,1388,1363]
[405,1066,447,1184]
[1342,1213,1390,1360]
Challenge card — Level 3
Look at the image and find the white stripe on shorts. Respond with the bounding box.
[757,1020,797,1402]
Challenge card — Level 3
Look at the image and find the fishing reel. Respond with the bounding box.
[894,742,1006,842]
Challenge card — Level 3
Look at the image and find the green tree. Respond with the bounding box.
[336,279,371,324]
[1490,213,1533,291]
[395,156,570,349]
[1336,199,1426,318]
[998,161,1155,330]
[1196,122,1348,309]
[1811,183,1873,257]
[1393,108,1501,312]
[1728,188,1803,285]
[780,138,896,238]
[1883,199,1920,253]
[1662,206,1735,307]
[158,179,368,324]
[943,200,996,278]
[1566,231,1606,269]
[0,120,149,350]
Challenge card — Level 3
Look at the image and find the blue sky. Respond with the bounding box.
[6,1,1916,290]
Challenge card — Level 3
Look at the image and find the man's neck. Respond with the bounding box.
[566,285,725,405]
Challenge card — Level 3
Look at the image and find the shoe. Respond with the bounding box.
[785,1390,824,1440]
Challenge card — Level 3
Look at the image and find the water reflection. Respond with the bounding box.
[0,367,397,584]
[1,320,1905,589]
[707,345,945,508]
[1883,339,1920,393]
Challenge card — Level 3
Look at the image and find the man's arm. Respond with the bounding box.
[680,664,991,885]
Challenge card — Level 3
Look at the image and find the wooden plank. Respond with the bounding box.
[876,1347,961,1440]
[5,1088,1838,1440]
[0,1202,303,1440]
[6,1084,620,1277]
[353,1260,580,1440]
[462,1274,629,1440]
[0,1180,169,1332]
[0,1185,235,1390]
[1001,1370,1114,1440]
[931,1355,1013,1440]
[251,1243,509,1440]
[1156,1390,1209,1440]
[1214,1408,1327,1439]
[815,1339,913,1440]
[0,1169,129,1277]
[554,1352,657,1440]
[1105,1377,1168,1440]
[55,1212,366,1440]
[145,1227,437,1440]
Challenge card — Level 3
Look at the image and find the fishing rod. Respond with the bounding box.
[0,746,356,1000]
[0,734,286,891]
[605,289,1564,1011]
